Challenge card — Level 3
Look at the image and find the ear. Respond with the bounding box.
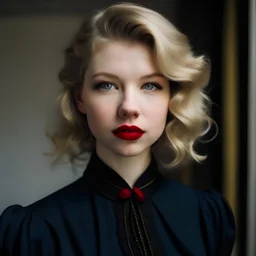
[75,94,87,114]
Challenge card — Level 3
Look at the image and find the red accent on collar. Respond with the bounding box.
[118,187,145,202]
[119,188,132,199]
[133,187,145,202]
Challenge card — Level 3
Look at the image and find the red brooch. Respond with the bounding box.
[133,187,145,202]
[119,188,132,199]
[118,187,145,202]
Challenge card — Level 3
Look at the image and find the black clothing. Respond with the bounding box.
[0,151,235,255]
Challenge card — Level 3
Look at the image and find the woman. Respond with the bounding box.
[0,3,235,256]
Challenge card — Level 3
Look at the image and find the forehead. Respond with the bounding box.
[88,40,159,75]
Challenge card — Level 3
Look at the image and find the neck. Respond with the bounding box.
[96,145,151,188]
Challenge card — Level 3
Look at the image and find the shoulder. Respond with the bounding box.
[196,189,236,255]
[30,176,91,211]
[157,179,236,255]
[158,178,236,221]
[0,177,91,255]
[1,175,92,220]
[0,204,55,255]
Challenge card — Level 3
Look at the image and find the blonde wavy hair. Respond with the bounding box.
[47,2,213,168]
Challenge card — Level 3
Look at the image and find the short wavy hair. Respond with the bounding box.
[47,2,213,168]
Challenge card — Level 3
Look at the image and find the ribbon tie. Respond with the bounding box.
[119,187,145,202]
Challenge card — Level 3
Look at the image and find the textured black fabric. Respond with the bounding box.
[0,151,236,255]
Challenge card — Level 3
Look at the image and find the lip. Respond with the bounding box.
[113,125,144,133]
[112,125,145,141]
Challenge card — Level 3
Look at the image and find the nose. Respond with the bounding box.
[118,90,140,119]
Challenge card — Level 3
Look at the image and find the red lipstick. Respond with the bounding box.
[112,125,145,141]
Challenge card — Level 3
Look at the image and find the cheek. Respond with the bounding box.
[85,101,115,127]
[152,109,169,128]
[149,109,169,134]
[147,100,169,122]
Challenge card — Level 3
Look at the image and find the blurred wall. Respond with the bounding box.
[0,16,86,213]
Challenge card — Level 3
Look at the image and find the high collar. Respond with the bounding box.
[83,150,164,203]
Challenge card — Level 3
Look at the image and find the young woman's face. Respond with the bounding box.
[77,40,171,157]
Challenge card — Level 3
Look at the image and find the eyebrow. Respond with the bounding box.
[91,72,165,80]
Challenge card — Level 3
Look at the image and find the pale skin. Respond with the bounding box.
[77,40,171,187]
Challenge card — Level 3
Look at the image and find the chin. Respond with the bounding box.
[112,145,151,158]
[96,136,159,158]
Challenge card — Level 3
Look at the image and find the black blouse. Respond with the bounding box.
[0,151,236,256]
[86,151,165,256]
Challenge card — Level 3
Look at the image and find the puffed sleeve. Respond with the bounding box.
[198,190,236,256]
[0,205,55,256]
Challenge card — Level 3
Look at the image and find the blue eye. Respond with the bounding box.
[94,82,115,91]
[143,82,162,90]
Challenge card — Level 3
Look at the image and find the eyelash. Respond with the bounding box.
[93,81,163,91]
[144,81,163,90]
